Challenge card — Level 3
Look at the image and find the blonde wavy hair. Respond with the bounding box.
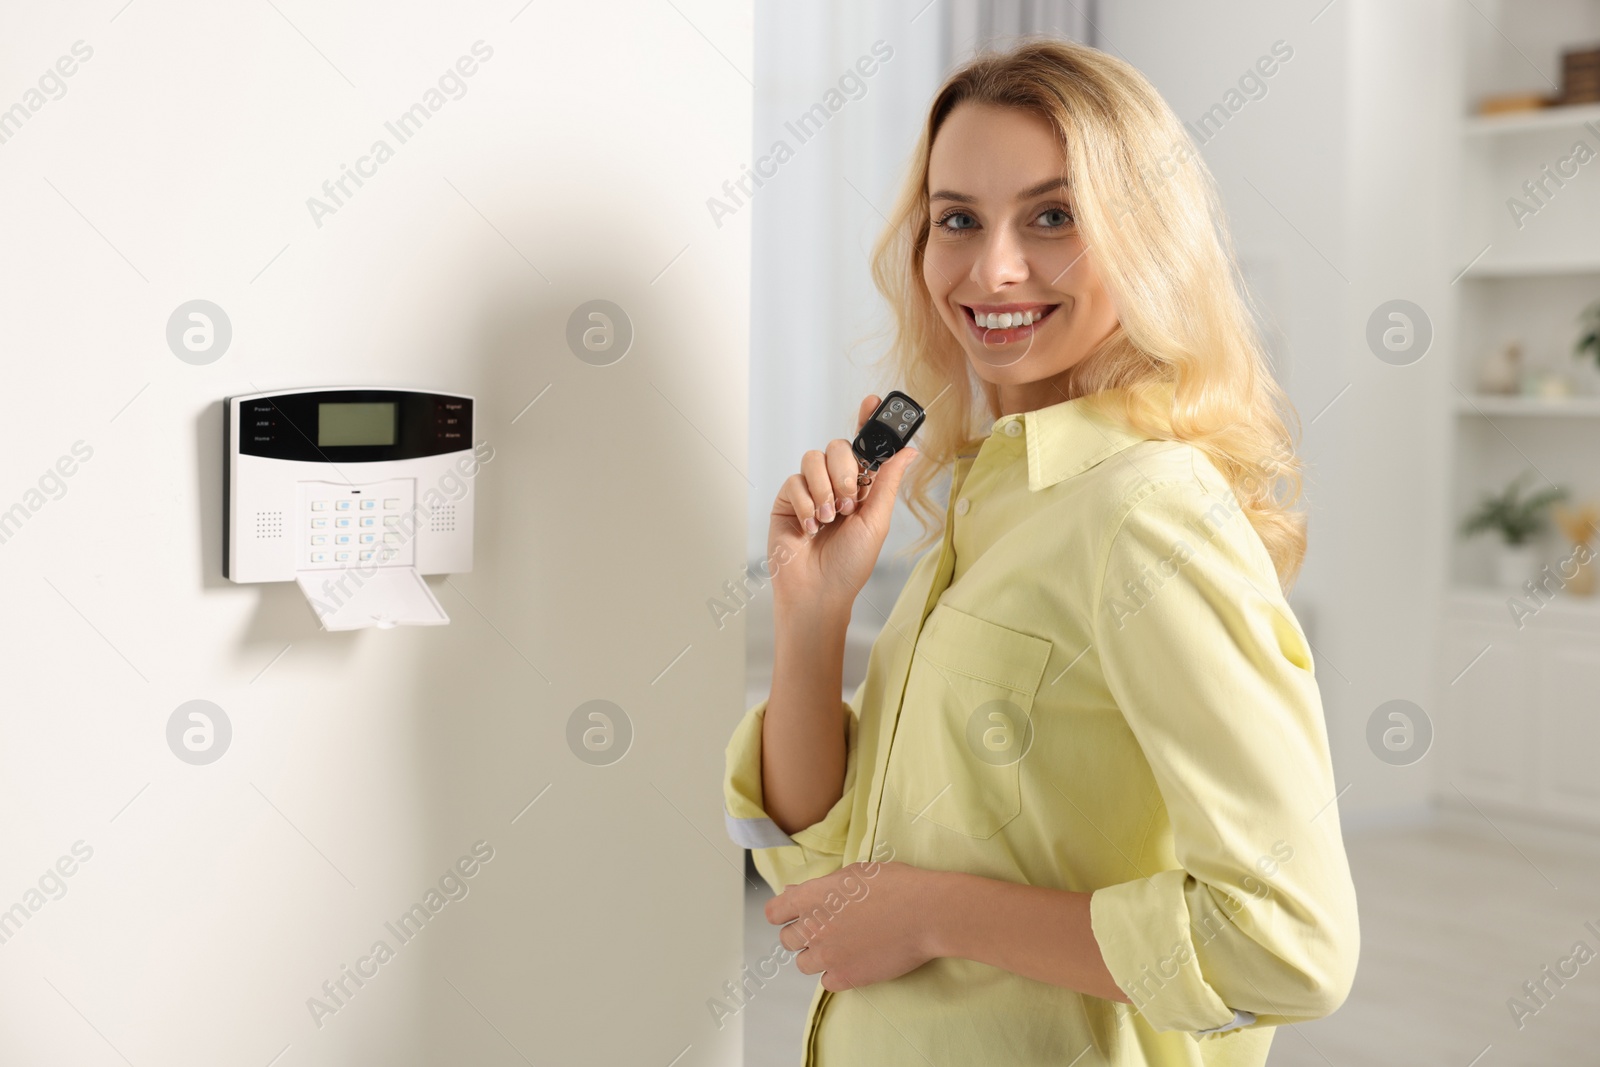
[868,36,1308,592]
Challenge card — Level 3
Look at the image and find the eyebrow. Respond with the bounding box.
[928,176,1070,204]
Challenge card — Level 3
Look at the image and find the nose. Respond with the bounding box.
[969,219,1029,292]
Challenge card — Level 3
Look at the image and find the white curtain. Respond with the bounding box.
[749,2,1099,565]
[944,0,1098,64]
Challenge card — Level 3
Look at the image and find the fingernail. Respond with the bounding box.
[804,516,819,536]
[839,496,855,515]
[818,499,835,523]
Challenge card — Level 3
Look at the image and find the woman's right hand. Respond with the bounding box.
[767,394,920,613]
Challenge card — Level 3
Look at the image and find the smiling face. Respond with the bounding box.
[922,102,1122,415]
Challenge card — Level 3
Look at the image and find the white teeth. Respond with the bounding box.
[974,309,1040,329]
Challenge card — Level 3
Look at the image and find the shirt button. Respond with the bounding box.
[1003,420,1022,437]
[955,497,970,515]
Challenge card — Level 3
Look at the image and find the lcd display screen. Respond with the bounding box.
[318,402,396,446]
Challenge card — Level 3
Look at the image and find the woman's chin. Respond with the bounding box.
[963,343,1092,390]
[964,341,1051,376]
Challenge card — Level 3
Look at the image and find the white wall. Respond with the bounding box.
[1098,0,1456,825]
[0,2,751,1064]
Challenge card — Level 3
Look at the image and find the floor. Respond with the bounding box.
[1267,806,1600,1067]
[739,565,1600,1066]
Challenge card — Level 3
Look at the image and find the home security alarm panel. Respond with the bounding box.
[225,387,476,631]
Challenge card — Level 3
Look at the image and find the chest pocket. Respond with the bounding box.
[886,604,1053,839]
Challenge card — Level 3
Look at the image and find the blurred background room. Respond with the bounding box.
[3,1,1598,1063]
[741,2,1600,1064]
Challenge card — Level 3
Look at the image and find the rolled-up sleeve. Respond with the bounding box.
[1086,479,1360,1036]
[723,680,862,894]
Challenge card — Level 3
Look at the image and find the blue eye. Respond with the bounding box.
[935,210,977,232]
[1038,208,1074,228]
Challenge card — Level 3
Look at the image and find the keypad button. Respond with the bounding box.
[360,500,376,510]
[336,551,351,562]
[310,551,328,563]
[360,533,376,544]
[311,501,328,511]
[311,535,327,546]
[383,516,398,527]
[360,550,375,560]
[335,517,351,528]
[336,500,352,511]
[383,533,400,543]
[384,498,400,509]
[311,518,328,529]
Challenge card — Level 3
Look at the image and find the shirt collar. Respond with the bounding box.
[962,385,1161,492]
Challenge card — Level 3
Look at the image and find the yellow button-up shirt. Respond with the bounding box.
[724,387,1359,1066]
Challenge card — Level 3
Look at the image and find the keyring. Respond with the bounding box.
[856,457,875,487]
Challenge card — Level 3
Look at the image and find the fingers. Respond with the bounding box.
[878,442,919,488]
[776,920,805,953]
[776,394,893,539]
[830,393,880,519]
[764,889,795,925]
[780,471,819,537]
[855,394,879,435]
[800,449,836,528]
[806,437,869,529]
[824,438,861,517]
[854,443,918,524]
[776,917,817,961]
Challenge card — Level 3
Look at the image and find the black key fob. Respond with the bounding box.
[852,390,925,478]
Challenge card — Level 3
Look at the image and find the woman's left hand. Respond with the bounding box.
[765,860,941,991]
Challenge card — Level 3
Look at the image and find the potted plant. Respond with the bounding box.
[1460,471,1569,588]
[1577,298,1600,369]
[1575,299,1600,393]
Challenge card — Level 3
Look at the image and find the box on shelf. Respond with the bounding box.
[1560,45,1600,105]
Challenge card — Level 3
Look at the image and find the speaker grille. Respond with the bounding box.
[254,510,284,539]
[429,505,457,534]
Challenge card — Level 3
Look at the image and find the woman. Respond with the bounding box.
[723,37,1358,1067]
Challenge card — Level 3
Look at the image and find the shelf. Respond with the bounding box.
[1464,101,1600,136]
[1449,584,1600,623]
[1456,394,1600,416]
[1460,258,1600,279]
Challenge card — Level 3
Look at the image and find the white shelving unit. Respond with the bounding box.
[1461,257,1600,279]
[1438,1,1600,828]
[1454,393,1600,416]
[1464,98,1600,135]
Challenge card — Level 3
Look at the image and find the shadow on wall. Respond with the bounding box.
[195,258,747,1058]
